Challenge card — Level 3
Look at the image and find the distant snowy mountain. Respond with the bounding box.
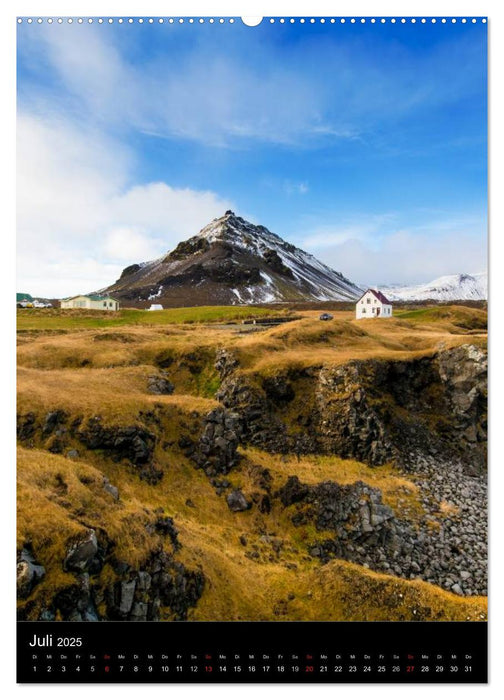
[104,211,363,307]
[380,273,487,302]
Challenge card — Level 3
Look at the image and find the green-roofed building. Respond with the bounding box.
[60,294,119,311]
[17,293,33,303]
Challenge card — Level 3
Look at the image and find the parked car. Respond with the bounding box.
[319,313,333,321]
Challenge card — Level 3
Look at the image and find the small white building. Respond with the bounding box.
[148,304,164,311]
[356,289,393,319]
[60,294,119,311]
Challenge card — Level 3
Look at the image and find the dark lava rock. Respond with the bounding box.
[216,374,288,453]
[53,575,99,622]
[20,525,205,622]
[63,530,98,573]
[227,489,252,512]
[263,248,294,278]
[17,412,37,441]
[119,263,141,280]
[17,549,46,599]
[215,346,487,471]
[147,371,174,395]
[42,410,67,436]
[138,462,164,485]
[215,348,239,380]
[154,516,180,550]
[191,407,241,477]
[105,551,205,621]
[78,417,156,466]
[276,476,309,507]
[262,374,295,404]
[167,236,210,261]
[258,494,271,514]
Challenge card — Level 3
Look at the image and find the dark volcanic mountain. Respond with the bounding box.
[104,211,362,307]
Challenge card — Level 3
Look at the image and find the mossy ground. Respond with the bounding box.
[17,305,487,621]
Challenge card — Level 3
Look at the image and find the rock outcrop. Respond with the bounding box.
[185,407,242,477]
[147,371,174,395]
[215,345,487,471]
[276,465,487,597]
[17,549,46,599]
[17,523,204,622]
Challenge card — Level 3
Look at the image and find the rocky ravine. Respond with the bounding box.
[215,344,487,472]
[276,455,487,597]
[17,343,487,616]
[212,344,487,596]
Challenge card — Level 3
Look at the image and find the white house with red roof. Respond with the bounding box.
[355,289,393,319]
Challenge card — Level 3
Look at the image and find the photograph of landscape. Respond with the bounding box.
[17,17,487,625]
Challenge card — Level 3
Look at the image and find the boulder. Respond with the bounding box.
[118,580,136,615]
[103,477,119,500]
[226,489,252,512]
[276,476,309,507]
[42,410,67,436]
[17,549,45,598]
[147,372,174,395]
[64,529,98,572]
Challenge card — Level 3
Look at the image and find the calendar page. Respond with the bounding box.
[16,14,488,684]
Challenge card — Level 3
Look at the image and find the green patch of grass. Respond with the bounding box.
[395,305,487,330]
[195,371,221,398]
[17,306,282,331]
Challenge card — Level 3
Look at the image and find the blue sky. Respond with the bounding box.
[17,18,487,296]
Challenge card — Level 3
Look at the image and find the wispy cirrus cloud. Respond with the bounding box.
[18,22,485,149]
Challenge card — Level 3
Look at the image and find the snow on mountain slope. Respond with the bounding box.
[104,211,363,307]
[380,273,487,302]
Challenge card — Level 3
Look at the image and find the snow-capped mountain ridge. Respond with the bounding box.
[380,272,487,302]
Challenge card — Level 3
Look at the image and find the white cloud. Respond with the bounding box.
[283,181,309,196]
[302,223,487,286]
[100,228,160,263]
[18,24,363,147]
[17,112,233,297]
[301,213,398,249]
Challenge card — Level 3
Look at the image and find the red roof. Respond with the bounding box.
[357,289,392,305]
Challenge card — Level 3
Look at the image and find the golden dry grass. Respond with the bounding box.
[17,446,487,622]
[16,305,488,621]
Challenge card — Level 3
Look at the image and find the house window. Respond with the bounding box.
[367,298,370,304]
[109,302,113,307]
[362,307,366,313]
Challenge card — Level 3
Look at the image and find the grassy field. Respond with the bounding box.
[16,305,488,622]
[16,305,283,331]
